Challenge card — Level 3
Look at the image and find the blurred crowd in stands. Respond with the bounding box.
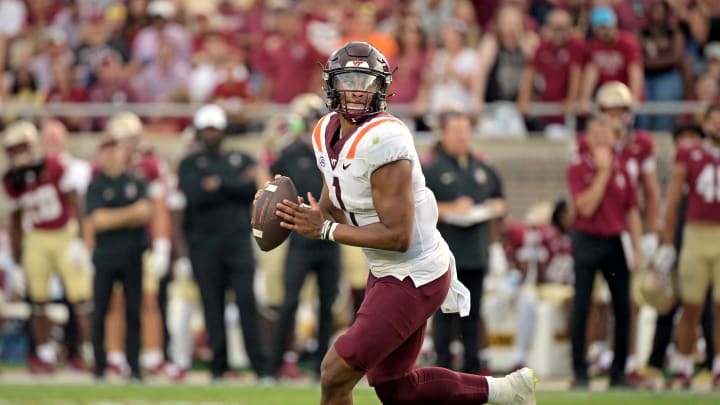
[2,0,720,135]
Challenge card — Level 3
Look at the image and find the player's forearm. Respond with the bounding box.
[627,208,642,252]
[331,221,411,252]
[9,215,22,263]
[82,218,95,251]
[643,184,661,234]
[151,196,171,239]
[91,200,153,231]
[574,170,611,218]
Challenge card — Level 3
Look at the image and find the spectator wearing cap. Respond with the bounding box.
[517,8,584,129]
[638,0,685,132]
[254,5,325,103]
[131,0,191,66]
[578,6,644,114]
[175,105,268,381]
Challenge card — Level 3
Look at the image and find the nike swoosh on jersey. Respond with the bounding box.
[342,163,352,169]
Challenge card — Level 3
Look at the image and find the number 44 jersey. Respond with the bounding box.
[311,112,450,287]
[676,141,720,223]
[3,155,76,230]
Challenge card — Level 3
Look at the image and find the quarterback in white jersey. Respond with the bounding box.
[273,41,536,405]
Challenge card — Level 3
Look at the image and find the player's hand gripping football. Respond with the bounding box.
[276,192,325,239]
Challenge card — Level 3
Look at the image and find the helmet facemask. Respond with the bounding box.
[323,42,392,124]
[327,71,386,123]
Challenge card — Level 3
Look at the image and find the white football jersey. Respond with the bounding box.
[312,112,449,286]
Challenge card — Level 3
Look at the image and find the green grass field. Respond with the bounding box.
[0,385,719,405]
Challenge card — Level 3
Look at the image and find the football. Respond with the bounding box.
[252,176,298,251]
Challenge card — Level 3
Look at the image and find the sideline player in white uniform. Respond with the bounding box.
[271,41,537,405]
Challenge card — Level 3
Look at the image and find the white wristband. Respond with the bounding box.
[328,223,338,242]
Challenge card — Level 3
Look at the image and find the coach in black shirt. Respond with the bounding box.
[175,104,267,380]
[86,134,151,381]
[423,110,506,374]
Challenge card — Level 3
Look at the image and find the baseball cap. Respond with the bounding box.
[193,104,227,130]
[590,6,617,28]
[704,42,720,61]
[147,0,176,19]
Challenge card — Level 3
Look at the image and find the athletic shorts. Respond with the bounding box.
[334,269,450,386]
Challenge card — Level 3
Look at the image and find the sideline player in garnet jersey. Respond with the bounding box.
[577,81,661,382]
[97,112,171,375]
[2,121,93,373]
[271,41,536,405]
[655,104,720,389]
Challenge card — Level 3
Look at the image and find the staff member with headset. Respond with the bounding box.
[267,94,341,379]
[85,133,152,381]
[423,109,507,375]
[567,116,642,389]
[174,104,268,381]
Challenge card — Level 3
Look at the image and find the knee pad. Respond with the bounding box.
[73,300,94,316]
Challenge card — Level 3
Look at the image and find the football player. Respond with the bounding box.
[272,41,536,405]
[655,104,720,389]
[578,81,661,382]
[2,121,93,373]
[99,112,171,375]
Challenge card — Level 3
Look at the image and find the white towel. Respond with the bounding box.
[440,252,471,317]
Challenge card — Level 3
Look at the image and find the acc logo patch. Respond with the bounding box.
[440,172,456,185]
[125,182,138,199]
[229,152,243,167]
[474,168,487,184]
[103,188,115,201]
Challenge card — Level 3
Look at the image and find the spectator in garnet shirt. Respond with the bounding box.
[578,6,644,114]
[132,40,190,103]
[517,8,584,128]
[45,61,90,131]
[88,50,141,131]
[388,16,430,106]
[254,6,324,103]
[566,116,642,389]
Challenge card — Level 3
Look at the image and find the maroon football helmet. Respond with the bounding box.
[323,41,392,123]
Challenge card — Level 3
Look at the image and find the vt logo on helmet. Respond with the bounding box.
[323,41,393,123]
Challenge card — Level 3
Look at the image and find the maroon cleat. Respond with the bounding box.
[28,355,55,374]
[164,363,188,382]
[145,361,166,376]
[626,371,645,387]
[66,355,88,372]
[277,360,307,380]
[665,372,691,390]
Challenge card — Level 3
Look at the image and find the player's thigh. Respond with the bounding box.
[140,250,160,295]
[711,248,720,304]
[677,227,711,305]
[56,237,92,303]
[258,240,288,307]
[23,230,53,301]
[592,273,611,303]
[341,245,369,290]
[335,271,450,381]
